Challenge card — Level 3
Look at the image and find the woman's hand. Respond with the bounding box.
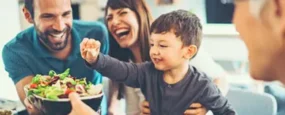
[140,101,207,115]
[184,103,207,115]
[140,100,150,115]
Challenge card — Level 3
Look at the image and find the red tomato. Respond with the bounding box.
[65,89,74,95]
[30,84,38,89]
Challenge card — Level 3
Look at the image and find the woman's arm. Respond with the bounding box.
[108,80,122,115]
[213,75,229,96]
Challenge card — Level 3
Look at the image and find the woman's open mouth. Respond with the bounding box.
[115,28,130,40]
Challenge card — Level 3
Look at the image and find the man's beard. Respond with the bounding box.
[35,25,71,51]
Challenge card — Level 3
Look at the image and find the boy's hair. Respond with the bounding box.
[150,10,202,49]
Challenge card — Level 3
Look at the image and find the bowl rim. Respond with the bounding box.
[33,92,104,102]
[24,85,103,102]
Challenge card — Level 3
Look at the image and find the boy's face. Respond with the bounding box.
[149,31,194,71]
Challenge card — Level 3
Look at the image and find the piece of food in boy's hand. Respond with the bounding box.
[25,68,103,100]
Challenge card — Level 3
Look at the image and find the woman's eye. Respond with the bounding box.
[120,11,127,15]
[159,45,168,48]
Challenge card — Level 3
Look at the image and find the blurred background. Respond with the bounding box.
[1,0,282,114]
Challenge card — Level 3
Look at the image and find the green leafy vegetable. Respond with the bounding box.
[44,86,64,100]
[32,74,41,84]
[59,68,70,80]
[49,70,56,77]
[85,81,93,89]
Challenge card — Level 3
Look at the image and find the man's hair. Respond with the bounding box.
[24,0,72,19]
[150,10,202,49]
[24,0,34,18]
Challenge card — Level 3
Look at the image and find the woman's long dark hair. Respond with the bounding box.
[105,0,152,99]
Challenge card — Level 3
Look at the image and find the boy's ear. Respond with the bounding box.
[183,45,197,59]
[23,7,33,24]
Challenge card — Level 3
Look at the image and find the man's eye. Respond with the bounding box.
[42,15,53,19]
[63,12,71,17]
[149,44,154,47]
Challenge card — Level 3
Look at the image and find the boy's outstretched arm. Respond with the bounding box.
[80,38,146,88]
[199,80,236,115]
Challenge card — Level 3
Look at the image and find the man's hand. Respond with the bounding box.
[184,103,207,115]
[80,38,101,64]
[68,92,99,115]
[24,97,41,115]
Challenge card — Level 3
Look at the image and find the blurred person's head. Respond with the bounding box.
[105,0,152,62]
[233,0,285,83]
[149,10,202,71]
[23,0,73,51]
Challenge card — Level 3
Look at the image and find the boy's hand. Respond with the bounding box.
[80,38,101,64]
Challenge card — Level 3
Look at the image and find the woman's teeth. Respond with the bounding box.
[115,29,130,39]
[115,29,129,35]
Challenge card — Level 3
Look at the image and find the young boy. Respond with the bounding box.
[81,10,236,115]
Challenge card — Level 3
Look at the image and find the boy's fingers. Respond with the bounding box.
[85,38,95,49]
[80,38,89,57]
[80,38,89,49]
[88,39,96,48]
[82,38,89,45]
[95,41,101,51]
[87,49,97,57]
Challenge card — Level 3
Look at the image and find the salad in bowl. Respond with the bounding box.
[26,68,102,100]
[24,68,103,115]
